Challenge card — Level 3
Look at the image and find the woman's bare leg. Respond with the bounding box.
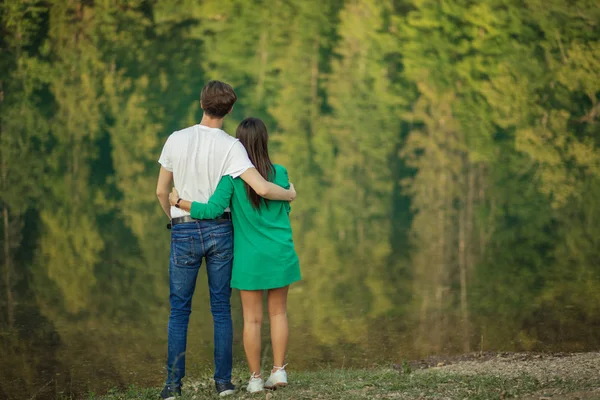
[240,290,264,376]
[267,286,289,370]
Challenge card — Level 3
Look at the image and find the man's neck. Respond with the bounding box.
[199,114,225,129]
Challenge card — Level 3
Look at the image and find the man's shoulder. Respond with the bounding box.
[163,126,196,147]
[212,128,239,145]
[173,125,238,145]
[170,124,198,138]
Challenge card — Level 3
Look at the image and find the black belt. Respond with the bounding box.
[167,212,231,230]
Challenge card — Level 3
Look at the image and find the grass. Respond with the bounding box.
[88,365,599,400]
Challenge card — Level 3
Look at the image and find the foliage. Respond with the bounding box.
[0,0,599,397]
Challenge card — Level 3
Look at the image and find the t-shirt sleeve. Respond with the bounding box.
[158,135,173,171]
[223,140,254,178]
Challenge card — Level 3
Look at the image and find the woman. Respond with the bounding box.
[168,117,301,393]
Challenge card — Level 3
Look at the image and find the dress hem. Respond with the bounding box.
[231,276,301,291]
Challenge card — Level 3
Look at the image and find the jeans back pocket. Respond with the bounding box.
[209,230,233,260]
[171,236,196,267]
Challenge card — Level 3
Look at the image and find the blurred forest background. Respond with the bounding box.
[1,0,599,398]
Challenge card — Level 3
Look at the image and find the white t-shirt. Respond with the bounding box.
[158,124,254,218]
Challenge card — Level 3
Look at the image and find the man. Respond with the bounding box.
[156,80,295,399]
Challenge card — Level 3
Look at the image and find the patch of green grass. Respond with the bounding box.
[91,367,597,400]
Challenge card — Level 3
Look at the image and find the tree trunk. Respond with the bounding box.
[478,163,494,257]
[465,162,475,346]
[418,290,430,353]
[458,192,468,351]
[459,160,472,352]
[310,36,319,126]
[0,80,14,329]
[307,34,320,168]
[466,163,475,267]
[2,205,12,329]
[255,26,269,105]
[435,170,447,353]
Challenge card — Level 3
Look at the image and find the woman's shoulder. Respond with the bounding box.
[272,164,288,175]
[220,175,236,184]
[271,164,289,187]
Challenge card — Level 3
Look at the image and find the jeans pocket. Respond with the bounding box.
[209,231,233,260]
[171,236,196,267]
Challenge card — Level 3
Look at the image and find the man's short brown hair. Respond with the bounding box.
[200,80,237,118]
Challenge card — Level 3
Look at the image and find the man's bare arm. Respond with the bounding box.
[240,168,296,201]
[156,167,174,218]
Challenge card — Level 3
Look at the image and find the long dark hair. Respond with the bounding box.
[236,118,275,209]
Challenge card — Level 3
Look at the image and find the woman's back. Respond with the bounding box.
[230,165,291,234]
[190,164,301,290]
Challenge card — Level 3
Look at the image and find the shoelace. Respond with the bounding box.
[272,363,288,371]
[250,372,262,380]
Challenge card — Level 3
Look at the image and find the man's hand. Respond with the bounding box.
[289,182,296,202]
[169,187,180,206]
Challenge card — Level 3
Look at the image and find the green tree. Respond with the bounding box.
[0,0,50,329]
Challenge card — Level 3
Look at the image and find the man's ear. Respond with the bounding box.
[200,100,205,110]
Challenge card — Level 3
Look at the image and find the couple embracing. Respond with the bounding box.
[155,80,301,398]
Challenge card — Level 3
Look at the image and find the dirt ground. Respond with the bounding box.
[395,351,600,399]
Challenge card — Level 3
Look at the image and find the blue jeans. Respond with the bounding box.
[166,220,234,387]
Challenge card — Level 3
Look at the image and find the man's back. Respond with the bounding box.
[158,124,252,218]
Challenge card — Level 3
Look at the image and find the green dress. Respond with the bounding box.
[190,164,301,290]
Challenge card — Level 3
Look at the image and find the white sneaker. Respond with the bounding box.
[265,365,288,389]
[246,373,264,393]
